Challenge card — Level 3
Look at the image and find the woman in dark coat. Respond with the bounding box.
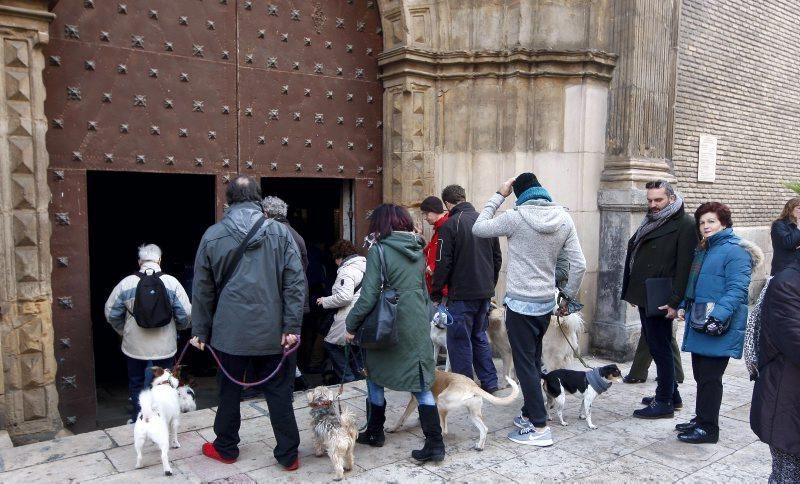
[344,204,442,462]
[770,197,800,274]
[751,260,800,483]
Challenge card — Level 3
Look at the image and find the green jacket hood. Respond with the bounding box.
[379,231,425,261]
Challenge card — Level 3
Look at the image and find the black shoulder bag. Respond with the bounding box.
[355,244,399,349]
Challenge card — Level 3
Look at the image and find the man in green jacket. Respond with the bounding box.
[622,180,697,419]
[190,176,306,470]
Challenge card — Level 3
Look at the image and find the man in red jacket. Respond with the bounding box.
[421,196,449,297]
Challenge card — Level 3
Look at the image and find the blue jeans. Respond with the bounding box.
[367,380,435,406]
[127,356,174,421]
[446,299,498,391]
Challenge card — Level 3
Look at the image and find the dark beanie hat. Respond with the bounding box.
[512,172,542,197]
[420,196,445,214]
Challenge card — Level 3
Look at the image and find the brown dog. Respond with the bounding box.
[387,369,519,450]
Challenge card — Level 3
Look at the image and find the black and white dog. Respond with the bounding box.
[542,364,623,429]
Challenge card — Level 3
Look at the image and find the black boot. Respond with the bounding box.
[411,404,445,462]
[356,401,386,447]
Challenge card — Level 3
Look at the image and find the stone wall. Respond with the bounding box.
[0,0,61,444]
[377,0,615,343]
[673,0,800,226]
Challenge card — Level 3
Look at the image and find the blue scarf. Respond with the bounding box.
[515,186,553,205]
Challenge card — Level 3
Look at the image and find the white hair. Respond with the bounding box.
[137,244,162,263]
[262,196,288,218]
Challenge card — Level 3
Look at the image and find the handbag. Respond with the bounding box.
[355,244,399,349]
[688,301,731,336]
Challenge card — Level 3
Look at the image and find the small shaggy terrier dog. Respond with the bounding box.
[307,386,358,481]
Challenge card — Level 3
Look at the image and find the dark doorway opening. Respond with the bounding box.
[261,177,350,384]
[87,171,215,428]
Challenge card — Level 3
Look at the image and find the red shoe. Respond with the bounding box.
[202,442,236,464]
[284,457,300,471]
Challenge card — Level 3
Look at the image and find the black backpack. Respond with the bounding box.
[131,271,173,328]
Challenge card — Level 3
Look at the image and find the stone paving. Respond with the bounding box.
[0,351,770,483]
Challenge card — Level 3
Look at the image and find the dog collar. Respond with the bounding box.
[309,399,334,409]
[156,380,176,388]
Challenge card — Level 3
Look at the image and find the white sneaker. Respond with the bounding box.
[507,426,553,447]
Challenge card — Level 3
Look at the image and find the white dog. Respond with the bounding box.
[134,367,181,476]
[177,386,196,413]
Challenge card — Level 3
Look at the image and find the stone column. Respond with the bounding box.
[0,0,61,443]
[592,0,682,360]
[376,0,616,344]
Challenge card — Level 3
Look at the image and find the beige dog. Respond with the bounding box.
[488,301,515,386]
[488,302,585,383]
[307,386,358,481]
[388,369,520,450]
[542,311,585,373]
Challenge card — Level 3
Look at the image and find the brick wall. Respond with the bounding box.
[673,0,800,226]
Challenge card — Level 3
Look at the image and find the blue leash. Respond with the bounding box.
[434,303,454,327]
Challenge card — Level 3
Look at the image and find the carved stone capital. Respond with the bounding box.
[600,156,676,187]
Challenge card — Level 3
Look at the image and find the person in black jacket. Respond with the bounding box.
[431,185,502,393]
[769,197,800,275]
[751,260,800,483]
[621,180,697,419]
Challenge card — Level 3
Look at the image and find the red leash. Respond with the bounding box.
[174,336,301,389]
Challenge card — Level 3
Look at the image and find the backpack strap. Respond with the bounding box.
[217,217,267,300]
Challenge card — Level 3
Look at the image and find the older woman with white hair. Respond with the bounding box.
[105,243,192,423]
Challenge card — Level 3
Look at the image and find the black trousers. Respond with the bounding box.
[504,308,549,427]
[213,350,300,465]
[638,307,678,403]
[324,342,364,383]
[691,353,729,430]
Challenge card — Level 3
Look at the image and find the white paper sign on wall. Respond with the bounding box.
[697,135,718,183]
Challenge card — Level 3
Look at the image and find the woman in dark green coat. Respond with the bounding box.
[344,204,442,462]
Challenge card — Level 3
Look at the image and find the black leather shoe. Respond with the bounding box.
[633,400,674,419]
[641,395,683,410]
[623,375,646,384]
[675,420,697,432]
[677,426,718,444]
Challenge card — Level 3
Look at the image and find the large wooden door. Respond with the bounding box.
[44,0,383,432]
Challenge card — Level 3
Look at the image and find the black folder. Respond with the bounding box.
[644,278,673,317]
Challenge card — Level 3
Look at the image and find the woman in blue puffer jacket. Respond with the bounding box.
[676,202,763,444]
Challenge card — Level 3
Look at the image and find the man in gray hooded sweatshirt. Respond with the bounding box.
[473,173,586,448]
[191,176,306,469]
